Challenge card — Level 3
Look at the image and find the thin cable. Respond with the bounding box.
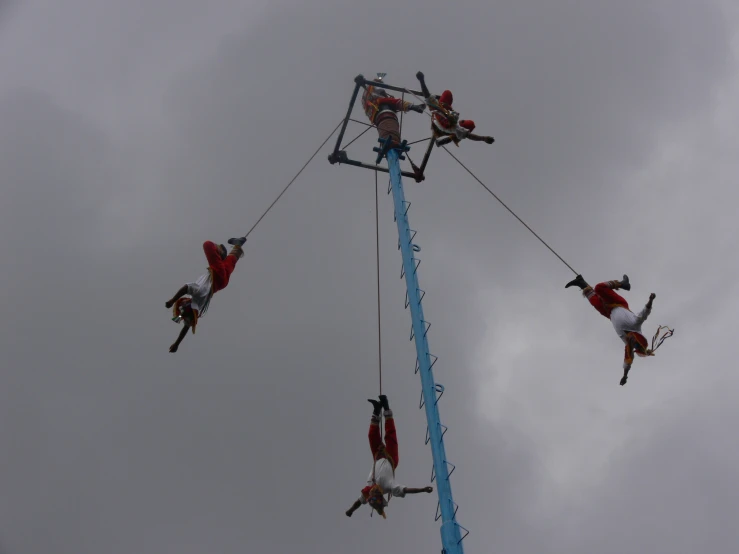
[342,125,374,151]
[406,137,432,146]
[349,118,375,128]
[375,167,383,395]
[244,120,343,239]
[442,146,579,275]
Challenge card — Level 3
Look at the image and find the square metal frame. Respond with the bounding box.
[327,74,436,183]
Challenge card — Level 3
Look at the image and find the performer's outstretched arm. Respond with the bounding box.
[345,499,362,517]
[170,325,190,353]
[165,285,188,309]
[402,486,433,494]
[416,71,432,98]
[620,362,631,386]
[636,293,655,322]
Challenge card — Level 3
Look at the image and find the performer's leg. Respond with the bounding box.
[221,244,244,280]
[165,285,188,308]
[435,135,454,146]
[368,417,383,458]
[203,241,227,271]
[367,399,383,457]
[383,412,399,468]
[584,286,612,319]
[565,275,612,318]
[467,133,495,144]
[594,282,629,310]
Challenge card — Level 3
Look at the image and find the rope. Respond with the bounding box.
[342,125,374,151]
[442,146,579,275]
[375,79,578,276]
[373,80,577,275]
[243,120,343,239]
[406,137,432,146]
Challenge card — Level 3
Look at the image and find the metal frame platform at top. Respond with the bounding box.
[327,74,438,183]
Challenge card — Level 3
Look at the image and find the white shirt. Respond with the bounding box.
[609,304,651,343]
[360,458,406,504]
[432,116,470,140]
[186,272,213,314]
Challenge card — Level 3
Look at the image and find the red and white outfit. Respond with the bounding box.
[361,83,416,147]
[428,90,476,141]
[358,410,406,506]
[584,283,653,369]
[174,241,241,333]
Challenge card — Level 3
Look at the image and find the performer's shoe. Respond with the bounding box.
[379,394,389,411]
[619,274,631,291]
[368,399,382,416]
[228,236,247,247]
[565,274,588,290]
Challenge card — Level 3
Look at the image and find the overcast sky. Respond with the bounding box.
[1,1,738,553]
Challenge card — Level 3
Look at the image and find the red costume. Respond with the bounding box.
[429,90,477,141]
[415,71,494,146]
[202,240,238,293]
[171,239,244,334]
[360,411,400,500]
[361,75,425,147]
[566,274,672,386]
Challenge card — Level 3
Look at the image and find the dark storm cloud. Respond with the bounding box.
[0,1,736,553]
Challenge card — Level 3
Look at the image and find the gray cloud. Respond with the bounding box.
[0,1,737,553]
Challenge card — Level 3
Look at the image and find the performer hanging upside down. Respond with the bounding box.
[345,394,433,519]
[165,236,247,353]
[361,73,426,149]
[415,71,495,147]
[566,274,659,386]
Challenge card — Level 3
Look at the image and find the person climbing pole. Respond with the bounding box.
[565,274,659,386]
[415,71,495,147]
[345,394,434,519]
[165,236,247,352]
[361,73,426,149]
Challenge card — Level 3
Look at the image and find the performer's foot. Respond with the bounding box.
[165,299,175,309]
[379,394,390,411]
[228,236,247,247]
[620,274,631,291]
[484,136,495,144]
[620,375,628,386]
[435,136,453,147]
[565,274,588,289]
[368,399,382,416]
[416,71,425,81]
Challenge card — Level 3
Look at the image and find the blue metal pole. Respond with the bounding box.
[385,147,467,554]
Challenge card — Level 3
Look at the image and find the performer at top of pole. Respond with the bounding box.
[361,73,426,149]
[415,71,495,147]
